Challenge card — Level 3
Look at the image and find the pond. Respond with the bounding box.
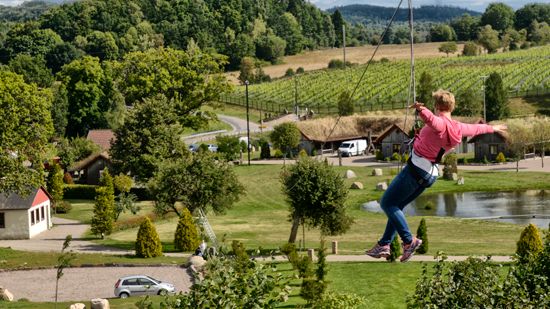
[362,190,550,228]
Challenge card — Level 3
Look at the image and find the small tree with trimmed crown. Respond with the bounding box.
[516,223,543,263]
[174,208,200,252]
[135,217,163,258]
[46,162,64,211]
[416,218,429,254]
[387,236,401,262]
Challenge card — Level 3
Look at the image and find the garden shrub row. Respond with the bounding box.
[63,185,151,200]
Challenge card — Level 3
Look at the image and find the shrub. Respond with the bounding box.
[312,292,367,309]
[301,279,325,304]
[483,155,490,164]
[391,152,401,161]
[273,149,284,158]
[281,242,299,265]
[46,162,64,206]
[135,217,163,258]
[63,184,96,199]
[259,140,271,159]
[171,256,291,308]
[284,68,295,77]
[375,150,384,161]
[54,201,72,214]
[387,236,401,262]
[91,186,114,238]
[327,59,345,69]
[416,218,428,254]
[462,41,479,56]
[496,152,506,163]
[231,240,253,271]
[298,149,308,157]
[174,208,200,252]
[442,153,458,180]
[296,67,305,74]
[380,57,390,63]
[516,223,543,263]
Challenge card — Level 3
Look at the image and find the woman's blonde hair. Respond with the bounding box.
[432,89,455,112]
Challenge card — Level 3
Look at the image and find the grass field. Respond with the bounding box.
[83,164,550,256]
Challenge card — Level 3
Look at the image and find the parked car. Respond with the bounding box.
[189,144,199,152]
[114,275,175,298]
[206,144,218,152]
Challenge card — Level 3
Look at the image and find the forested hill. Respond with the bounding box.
[327,5,481,24]
[0,0,339,69]
[0,1,56,21]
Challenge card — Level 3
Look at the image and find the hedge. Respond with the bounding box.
[63,185,151,201]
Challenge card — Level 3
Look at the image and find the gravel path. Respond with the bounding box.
[0,266,192,302]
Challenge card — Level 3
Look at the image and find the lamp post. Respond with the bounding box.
[245,80,251,166]
[480,75,488,122]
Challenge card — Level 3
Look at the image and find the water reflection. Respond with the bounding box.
[362,190,550,228]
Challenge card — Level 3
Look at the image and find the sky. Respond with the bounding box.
[0,0,543,12]
[310,0,542,12]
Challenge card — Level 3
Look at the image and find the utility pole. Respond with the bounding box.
[245,80,251,166]
[480,75,488,122]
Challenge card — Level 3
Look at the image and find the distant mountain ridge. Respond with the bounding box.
[327,4,481,23]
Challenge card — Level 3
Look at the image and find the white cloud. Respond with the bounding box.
[0,0,27,5]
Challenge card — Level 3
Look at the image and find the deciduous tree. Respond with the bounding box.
[438,42,458,57]
[270,122,301,158]
[281,157,353,243]
[477,25,500,53]
[481,3,515,32]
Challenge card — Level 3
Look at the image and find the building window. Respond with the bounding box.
[489,144,498,155]
[0,213,4,228]
[41,206,45,220]
[392,144,401,154]
[31,211,35,225]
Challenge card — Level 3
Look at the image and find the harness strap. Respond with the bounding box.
[435,148,446,164]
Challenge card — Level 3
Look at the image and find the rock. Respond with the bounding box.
[452,173,459,181]
[350,182,363,189]
[0,287,14,302]
[372,168,383,176]
[90,298,109,309]
[457,177,465,185]
[70,303,86,309]
[376,182,388,191]
[361,200,380,211]
[344,170,356,179]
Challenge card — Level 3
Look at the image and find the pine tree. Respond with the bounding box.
[516,223,543,263]
[174,208,200,252]
[46,162,64,208]
[387,236,401,262]
[416,218,429,254]
[485,72,509,122]
[91,186,114,238]
[135,217,163,258]
[91,170,115,238]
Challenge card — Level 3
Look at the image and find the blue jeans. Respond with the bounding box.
[378,164,437,246]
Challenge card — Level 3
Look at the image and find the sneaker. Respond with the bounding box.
[400,237,422,262]
[365,243,390,258]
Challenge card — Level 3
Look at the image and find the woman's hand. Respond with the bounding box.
[492,124,507,134]
[409,101,424,111]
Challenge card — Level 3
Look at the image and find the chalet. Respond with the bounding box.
[468,132,510,161]
[68,152,111,185]
[374,124,410,158]
[0,187,53,239]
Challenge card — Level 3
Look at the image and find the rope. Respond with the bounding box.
[323,0,406,148]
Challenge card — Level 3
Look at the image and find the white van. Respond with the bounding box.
[338,139,367,157]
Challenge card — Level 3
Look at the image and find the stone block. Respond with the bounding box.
[90,298,109,309]
[350,182,363,189]
[372,168,383,176]
[70,303,86,309]
[344,170,356,179]
[376,182,388,191]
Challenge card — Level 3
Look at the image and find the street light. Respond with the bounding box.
[245,80,251,166]
[480,75,488,122]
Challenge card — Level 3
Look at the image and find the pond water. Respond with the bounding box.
[362,190,550,228]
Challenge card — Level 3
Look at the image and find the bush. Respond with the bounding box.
[296,67,305,74]
[375,150,384,161]
[91,186,114,238]
[63,172,73,184]
[496,152,506,163]
[387,236,401,262]
[301,279,325,303]
[516,223,543,263]
[284,68,295,77]
[63,184,96,199]
[298,149,308,157]
[174,208,200,252]
[54,201,72,214]
[380,57,390,63]
[171,257,290,308]
[462,41,479,56]
[416,218,428,254]
[231,240,253,271]
[273,149,284,158]
[312,292,367,309]
[391,152,401,161]
[327,59,345,69]
[281,242,300,266]
[135,217,163,258]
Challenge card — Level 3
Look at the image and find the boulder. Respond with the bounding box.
[361,200,380,211]
[451,173,459,181]
[372,168,383,176]
[70,303,86,309]
[344,170,356,179]
[376,182,388,191]
[350,182,363,189]
[0,287,14,302]
[90,298,109,309]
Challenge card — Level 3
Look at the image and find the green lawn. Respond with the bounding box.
[1,295,172,309]
[95,164,550,256]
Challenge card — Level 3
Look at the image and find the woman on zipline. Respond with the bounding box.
[366,89,507,262]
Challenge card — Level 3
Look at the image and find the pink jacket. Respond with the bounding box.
[413,108,494,163]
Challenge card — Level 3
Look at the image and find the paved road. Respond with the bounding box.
[0,266,192,302]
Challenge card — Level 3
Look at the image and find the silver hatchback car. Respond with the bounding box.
[114,275,175,298]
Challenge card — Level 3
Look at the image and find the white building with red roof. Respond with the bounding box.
[0,187,53,239]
